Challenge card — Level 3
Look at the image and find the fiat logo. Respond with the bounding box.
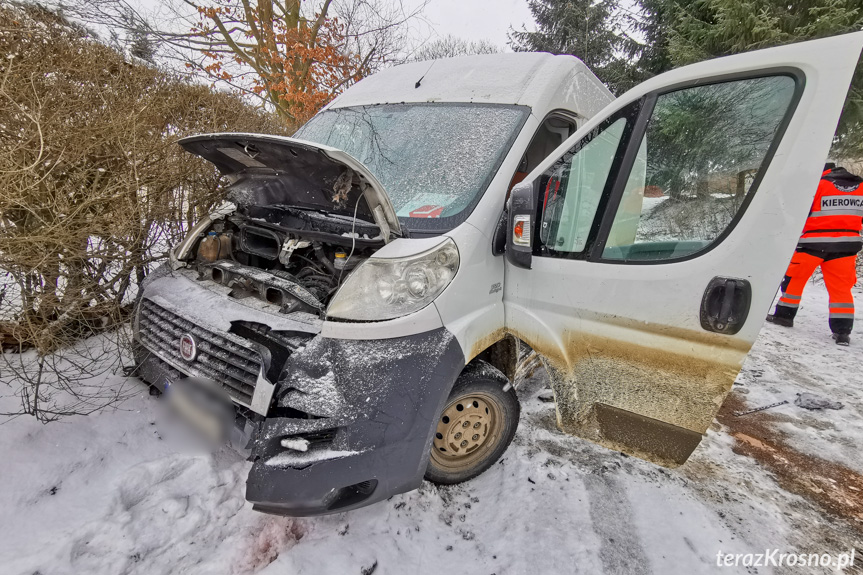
[179,334,198,361]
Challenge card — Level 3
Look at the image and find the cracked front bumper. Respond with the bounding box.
[246,328,466,516]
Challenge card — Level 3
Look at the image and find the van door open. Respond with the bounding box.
[503,33,863,465]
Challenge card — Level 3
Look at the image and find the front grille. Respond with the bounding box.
[137,298,261,405]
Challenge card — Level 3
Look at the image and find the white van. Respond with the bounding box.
[133,34,863,516]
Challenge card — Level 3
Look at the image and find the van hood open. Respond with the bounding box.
[178,133,402,241]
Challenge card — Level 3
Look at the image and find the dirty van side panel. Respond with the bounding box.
[510,312,747,466]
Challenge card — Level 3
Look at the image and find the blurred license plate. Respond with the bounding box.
[166,378,234,443]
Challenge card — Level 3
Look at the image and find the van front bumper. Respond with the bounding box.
[132,269,466,515]
[245,327,466,516]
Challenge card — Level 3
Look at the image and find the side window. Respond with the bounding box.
[539,119,627,252]
[602,76,797,261]
[510,114,577,192]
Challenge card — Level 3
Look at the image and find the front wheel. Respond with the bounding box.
[424,364,519,484]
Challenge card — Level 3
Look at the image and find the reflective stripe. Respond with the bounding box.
[780,293,802,301]
[802,228,861,233]
[799,235,863,243]
[829,311,855,318]
[777,301,799,308]
[829,302,855,309]
[809,209,863,217]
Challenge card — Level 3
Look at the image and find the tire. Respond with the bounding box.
[424,361,520,485]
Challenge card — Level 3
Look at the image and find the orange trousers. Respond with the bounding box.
[774,250,857,333]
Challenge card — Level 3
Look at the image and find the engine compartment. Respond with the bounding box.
[188,205,386,316]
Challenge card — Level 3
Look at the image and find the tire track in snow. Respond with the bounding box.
[583,473,652,575]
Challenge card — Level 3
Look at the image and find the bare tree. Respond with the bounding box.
[411,34,500,62]
[59,0,428,126]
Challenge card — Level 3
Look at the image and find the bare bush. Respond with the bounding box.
[0,4,287,421]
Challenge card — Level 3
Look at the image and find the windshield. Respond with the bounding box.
[294,103,529,232]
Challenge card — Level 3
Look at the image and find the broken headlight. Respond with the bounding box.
[326,239,459,321]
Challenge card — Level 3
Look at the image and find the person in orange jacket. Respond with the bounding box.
[767,163,863,345]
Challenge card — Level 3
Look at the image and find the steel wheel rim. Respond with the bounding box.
[430,391,503,472]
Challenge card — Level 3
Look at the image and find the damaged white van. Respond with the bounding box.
[134,34,863,516]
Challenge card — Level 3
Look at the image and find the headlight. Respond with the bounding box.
[327,239,459,321]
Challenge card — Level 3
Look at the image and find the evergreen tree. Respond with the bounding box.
[510,0,861,155]
[628,0,674,78]
[663,0,863,157]
[509,0,637,94]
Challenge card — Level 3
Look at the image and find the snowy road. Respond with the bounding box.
[1,281,861,574]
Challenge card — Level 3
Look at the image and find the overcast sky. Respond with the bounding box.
[130,0,536,53]
[413,0,535,50]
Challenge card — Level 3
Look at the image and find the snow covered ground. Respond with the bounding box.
[1,281,861,575]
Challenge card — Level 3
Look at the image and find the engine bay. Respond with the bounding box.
[189,205,386,316]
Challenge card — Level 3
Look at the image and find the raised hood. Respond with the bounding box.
[178,133,401,241]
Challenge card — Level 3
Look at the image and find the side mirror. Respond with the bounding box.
[505,181,537,269]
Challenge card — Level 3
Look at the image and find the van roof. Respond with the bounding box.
[326,52,613,118]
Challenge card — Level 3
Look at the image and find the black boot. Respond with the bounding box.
[832,333,851,346]
[766,314,794,328]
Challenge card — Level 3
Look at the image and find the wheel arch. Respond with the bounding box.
[467,333,520,383]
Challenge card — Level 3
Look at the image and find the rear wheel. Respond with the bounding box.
[425,364,519,484]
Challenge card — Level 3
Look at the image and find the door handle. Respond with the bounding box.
[700,277,752,335]
[716,279,737,330]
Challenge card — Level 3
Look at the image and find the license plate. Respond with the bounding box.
[165,378,234,444]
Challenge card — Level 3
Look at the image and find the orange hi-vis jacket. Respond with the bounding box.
[798,168,863,252]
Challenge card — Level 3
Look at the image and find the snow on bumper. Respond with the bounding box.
[246,327,466,516]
